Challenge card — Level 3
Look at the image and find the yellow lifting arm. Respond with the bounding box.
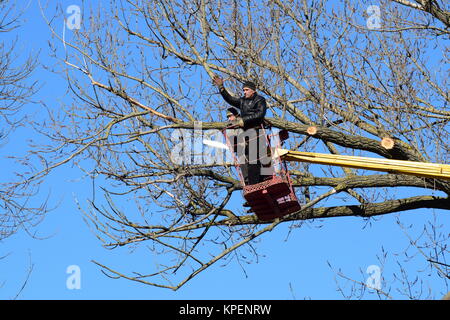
[274,148,450,181]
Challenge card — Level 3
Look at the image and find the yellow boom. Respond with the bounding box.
[275,149,450,181]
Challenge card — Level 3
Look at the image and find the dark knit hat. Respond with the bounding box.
[242,80,256,91]
[226,107,239,117]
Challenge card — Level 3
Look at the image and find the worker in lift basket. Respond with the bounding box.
[213,75,272,186]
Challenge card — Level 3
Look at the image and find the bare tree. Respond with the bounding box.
[330,213,449,299]
[29,0,449,294]
[0,0,42,240]
[392,0,449,27]
[0,0,37,138]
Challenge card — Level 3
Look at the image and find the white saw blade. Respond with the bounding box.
[202,139,229,150]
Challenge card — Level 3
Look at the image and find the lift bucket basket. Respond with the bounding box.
[223,125,301,221]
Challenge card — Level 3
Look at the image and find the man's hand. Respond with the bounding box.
[227,118,244,128]
[213,75,224,88]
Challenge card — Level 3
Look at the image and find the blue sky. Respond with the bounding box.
[1,1,448,300]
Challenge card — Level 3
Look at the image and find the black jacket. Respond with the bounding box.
[220,87,267,129]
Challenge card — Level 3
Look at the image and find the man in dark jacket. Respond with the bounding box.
[225,107,242,154]
[214,75,271,185]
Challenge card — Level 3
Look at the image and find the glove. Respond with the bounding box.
[227,118,244,128]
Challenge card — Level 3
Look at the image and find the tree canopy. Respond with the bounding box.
[6,0,448,294]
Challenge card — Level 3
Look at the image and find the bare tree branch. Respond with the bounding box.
[22,0,450,292]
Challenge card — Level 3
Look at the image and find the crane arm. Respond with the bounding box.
[274,148,450,181]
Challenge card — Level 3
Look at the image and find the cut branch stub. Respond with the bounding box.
[381,137,395,150]
[307,126,318,136]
